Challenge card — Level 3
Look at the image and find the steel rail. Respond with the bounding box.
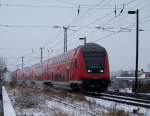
[86,91,150,109]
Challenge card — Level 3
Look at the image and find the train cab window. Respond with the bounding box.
[83,52,105,74]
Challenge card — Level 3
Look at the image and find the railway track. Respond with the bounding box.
[50,85,150,109]
[88,92,150,109]
[5,84,150,116]
[50,96,98,116]
[43,86,98,115]
[105,91,150,101]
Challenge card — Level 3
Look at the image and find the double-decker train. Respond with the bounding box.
[12,43,110,92]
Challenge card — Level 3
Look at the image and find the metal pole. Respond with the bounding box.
[65,28,67,52]
[79,37,86,45]
[84,37,86,45]
[40,47,43,62]
[135,9,139,93]
[63,27,67,52]
[21,56,24,69]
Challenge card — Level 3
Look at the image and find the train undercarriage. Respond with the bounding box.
[70,79,111,93]
[16,79,111,93]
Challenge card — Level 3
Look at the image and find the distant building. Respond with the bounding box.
[109,71,150,92]
[144,72,150,78]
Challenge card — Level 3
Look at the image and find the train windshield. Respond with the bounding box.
[84,52,105,74]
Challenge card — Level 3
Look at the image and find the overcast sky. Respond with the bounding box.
[0,0,150,72]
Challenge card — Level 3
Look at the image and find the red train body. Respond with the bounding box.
[12,43,110,92]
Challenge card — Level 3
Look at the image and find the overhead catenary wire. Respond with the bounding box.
[55,0,112,6]
[45,0,150,54]
[66,0,141,48]
[100,0,150,29]
[41,0,149,57]
[0,3,131,9]
[0,0,143,50]
[73,0,149,44]
[40,0,113,55]
[2,0,149,70]
[4,16,150,69]
[67,10,150,50]
[91,17,150,43]
[67,0,106,26]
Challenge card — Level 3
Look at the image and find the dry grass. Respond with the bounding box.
[48,90,86,102]
[9,80,17,89]
[105,110,130,116]
[52,91,68,99]
[71,94,86,102]
[17,86,33,96]
[54,111,68,116]
[43,90,68,101]
[53,107,68,116]
[57,91,68,99]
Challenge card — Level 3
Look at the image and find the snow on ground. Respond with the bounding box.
[6,85,150,116]
[86,96,150,116]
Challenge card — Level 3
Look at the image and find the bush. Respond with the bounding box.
[72,94,86,102]
[9,80,17,89]
[106,110,129,116]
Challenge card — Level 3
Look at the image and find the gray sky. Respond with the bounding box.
[0,0,150,72]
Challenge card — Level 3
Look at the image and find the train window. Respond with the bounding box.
[84,52,105,74]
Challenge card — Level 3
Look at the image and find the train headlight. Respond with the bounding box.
[100,70,103,72]
[88,70,91,72]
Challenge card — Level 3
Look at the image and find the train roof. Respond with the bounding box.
[79,43,106,52]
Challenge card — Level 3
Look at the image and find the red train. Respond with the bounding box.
[12,43,110,92]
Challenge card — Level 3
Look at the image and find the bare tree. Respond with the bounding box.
[0,57,7,84]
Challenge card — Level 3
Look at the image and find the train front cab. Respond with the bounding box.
[75,43,111,92]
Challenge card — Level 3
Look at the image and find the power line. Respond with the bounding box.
[68,13,150,49]
[0,3,129,9]
[67,0,106,26]
[101,0,149,28]
[91,17,150,42]
[70,0,138,25]
[0,24,54,28]
[7,16,148,67]
[125,0,138,6]
[66,10,115,47]
[54,0,138,7]
[66,0,141,48]
[43,30,63,47]
[73,0,148,44]
[55,0,95,6]
[5,0,149,69]
[0,3,77,8]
